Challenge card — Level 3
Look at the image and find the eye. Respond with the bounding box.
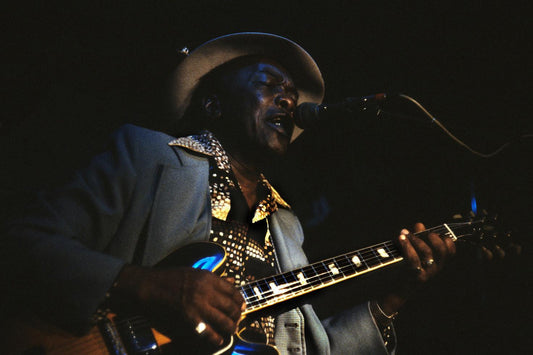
[252,78,277,88]
[251,71,283,89]
[252,80,272,87]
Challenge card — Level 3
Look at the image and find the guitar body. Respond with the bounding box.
[6,242,279,355]
[5,314,111,355]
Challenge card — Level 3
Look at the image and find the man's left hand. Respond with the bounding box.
[378,222,456,315]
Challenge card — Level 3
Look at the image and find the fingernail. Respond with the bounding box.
[241,302,246,311]
[399,234,407,241]
[401,229,409,235]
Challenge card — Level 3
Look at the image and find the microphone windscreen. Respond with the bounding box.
[294,102,320,128]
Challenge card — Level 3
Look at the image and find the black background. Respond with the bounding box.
[1,1,531,353]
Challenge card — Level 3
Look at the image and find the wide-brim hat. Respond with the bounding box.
[169,32,325,141]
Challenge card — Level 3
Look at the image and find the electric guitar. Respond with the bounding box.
[7,215,504,355]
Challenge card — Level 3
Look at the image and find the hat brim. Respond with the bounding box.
[169,32,325,141]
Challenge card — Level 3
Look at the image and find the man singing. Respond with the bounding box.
[2,33,455,354]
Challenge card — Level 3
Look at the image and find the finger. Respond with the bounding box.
[480,246,494,260]
[398,230,422,270]
[210,278,246,308]
[193,319,225,348]
[224,277,237,287]
[408,233,433,263]
[427,232,449,266]
[493,245,506,259]
[413,222,426,233]
[210,293,244,322]
[442,234,457,256]
[214,277,246,312]
[205,303,241,333]
[214,276,241,296]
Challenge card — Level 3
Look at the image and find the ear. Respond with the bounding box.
[202,95,221,119]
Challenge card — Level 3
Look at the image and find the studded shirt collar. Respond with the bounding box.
[169,131,290,222]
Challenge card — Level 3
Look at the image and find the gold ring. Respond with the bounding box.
[423,258,435,267]
[195,321,207,334]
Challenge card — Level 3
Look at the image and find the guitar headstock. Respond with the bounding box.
[450,210,519,259]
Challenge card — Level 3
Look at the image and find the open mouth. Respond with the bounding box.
[266,114,293,137]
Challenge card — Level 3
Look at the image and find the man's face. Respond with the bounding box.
[215,60,298,158]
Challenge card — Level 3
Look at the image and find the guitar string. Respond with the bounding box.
[242,223,472,306]
[242,222,472,305]
[242,244,402,307]
[242,240,403,306]
[241,225,465,306]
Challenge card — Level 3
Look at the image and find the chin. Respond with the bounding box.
[268,138,290,155]
[267,145,289,158]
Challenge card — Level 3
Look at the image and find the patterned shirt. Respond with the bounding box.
[169,131,291,345]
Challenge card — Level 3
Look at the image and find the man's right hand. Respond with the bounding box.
[109,264,246,348]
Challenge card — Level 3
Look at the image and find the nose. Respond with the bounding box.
[275,94,296,113]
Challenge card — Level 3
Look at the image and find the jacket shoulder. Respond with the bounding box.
[111,124,206,167]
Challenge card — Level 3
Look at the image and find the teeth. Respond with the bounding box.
[269,116,286,129]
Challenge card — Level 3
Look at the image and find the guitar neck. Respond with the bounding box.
[240,240,403,314]
[240,221,475,314]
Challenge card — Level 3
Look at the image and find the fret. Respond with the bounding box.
[302,264,321,287]
[258,278,274,300]
[347,251,366,272]
[337,254,357,277]
[363,247,383,268]
[356,250,370,269]
[293,270,313,293]
[324,258,344,281]
[241,284,260,308]
[242,283,260,310]
[383,241,401,259]
[443,223,458,241]
[376,247,390,259]
[246,280,268,302]
[281,271,305,295]
[315,261,336,283]
[241,284,252,302]
[370,244,393,267]
[269,274,291,296]
[250,283,263,301]
[282,271,299,287]
[341,254,357,274]
[295,268,316,290]
[331,256,350,278]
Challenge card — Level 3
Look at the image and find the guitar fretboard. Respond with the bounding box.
[240,240,403,313]
[240,221,475,314]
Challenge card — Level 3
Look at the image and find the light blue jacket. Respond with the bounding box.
[3,125,391,354]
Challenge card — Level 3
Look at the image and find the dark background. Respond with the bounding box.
[1,1,531,353]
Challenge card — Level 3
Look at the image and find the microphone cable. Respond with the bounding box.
[381,93,533,159]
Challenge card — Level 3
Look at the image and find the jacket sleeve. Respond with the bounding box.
[320,303,394,355]
[1,125,153,332]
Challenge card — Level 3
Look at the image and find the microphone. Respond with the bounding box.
[294,93,388,129]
